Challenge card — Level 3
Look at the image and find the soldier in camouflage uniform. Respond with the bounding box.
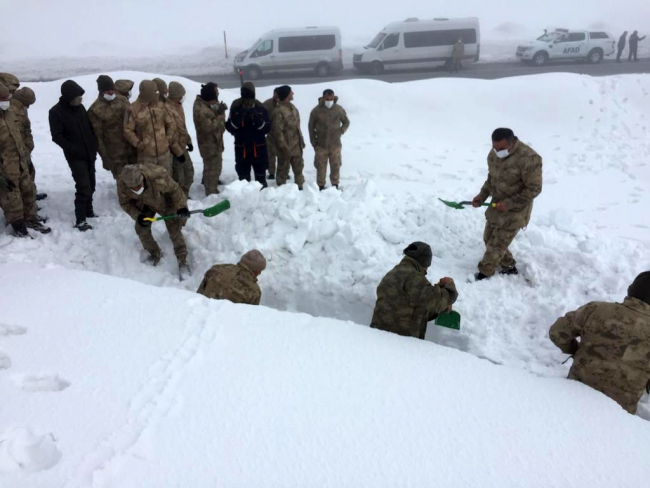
[123,80,183,173]
[88,75,133,180]
[263,88,280,180]
[197,250,266,305]
[308,89,350,190]
[370,242,458,339]
[271,85,305,190]
[153,78,168,103]
[114,79,134,102]
[472,128,543,280]
[0,83,50,236]
[193,82,227,195]
[549,271,650,414]
[165,82,194,197]
[118,164,190,268]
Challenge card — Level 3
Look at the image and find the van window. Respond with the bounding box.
[381,33,400,50]
[367,32,387,49]
[403,28,477,48]
[250,40,273,58]
[589,32,609,39]
[278,35,336,53]
[566,32,586,42]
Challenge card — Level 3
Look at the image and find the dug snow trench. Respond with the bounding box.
[0,264,649,488]
[0,71,648,380]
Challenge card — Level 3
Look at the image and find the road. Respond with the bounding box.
[186,59,650,88]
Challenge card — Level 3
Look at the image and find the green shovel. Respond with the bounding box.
[438,198,495,210]
[144,200,231,223]
[435,310,461,331]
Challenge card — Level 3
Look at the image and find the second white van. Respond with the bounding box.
[353,18,481,74]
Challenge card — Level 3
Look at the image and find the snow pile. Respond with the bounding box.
[0,264,649,487]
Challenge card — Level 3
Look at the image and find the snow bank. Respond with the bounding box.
[0,264,648,487]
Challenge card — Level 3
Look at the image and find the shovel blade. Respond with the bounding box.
[202,200,231,217]
[438,198,467,210]
[434,311,461,331]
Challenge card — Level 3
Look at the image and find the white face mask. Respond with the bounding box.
[103,93,116,102]
[325,100,334,109]
[0,101,10,111]
[180,95,185,103]
[131,186,145,196]
[494,148,510,159]
[127,90,132,100]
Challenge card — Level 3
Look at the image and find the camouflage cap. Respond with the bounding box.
[153,78,168,96]
[13,87,36,106]
[168,81,186,100]
[0,83,10,99]
[403,242,432,268]
[120,164,144,188]
[115,79,134,95]
[139,80,158,103]
[628,271,650,305]
[239,250,267,273]
[0,72,20,92]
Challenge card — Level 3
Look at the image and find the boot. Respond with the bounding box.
[74,220,93,232]
[474,272,489,281]
[35,214,48,223]
[26,219,52,234]
[499,266,519,276]
[36,193,48,201]
[268,173,275,180]
[147,251,162,267]
[178,258,191,281]
[86,211,99,218]
[10,219,29,237]
[319,185,326,191]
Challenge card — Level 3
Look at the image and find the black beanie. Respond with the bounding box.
[628,271,650,305]
[61,80,85,102]
[200,82,218,102]
[403,242,433,268]
[276,85,291,102]
[96,75,114,92]
[241,81,255,100]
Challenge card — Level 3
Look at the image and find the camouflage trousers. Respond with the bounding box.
[0,165,37,224]
[276,153,305,188]
[202,153,223,196]
[140,153,173,175]
[135,217,187,264]
[478,222,519,276]
[314,146,342,187]
[267,136,278,175]
[172,150,194,197]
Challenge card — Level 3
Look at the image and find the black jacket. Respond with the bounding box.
[226,98,271,163]
[49,99,99,163]
[618,34,627,50]
[629,33,646,48]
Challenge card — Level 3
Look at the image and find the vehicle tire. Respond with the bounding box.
[315,63,331,78]
[588,48,603,64]
[370,61,385,75]
[246,66,262,80]
[532,51,548,67]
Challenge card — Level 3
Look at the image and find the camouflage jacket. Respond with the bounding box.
[308,97,350,149]
[164,99,192,150]
[271,101,305,156]
[123,97,183,160]
[193,97,225,157]
[0,109,29,177]
[88,95,132,160]
[10,99,34,153]
[549,297,650,414]
[477,139,543,229]
[263,98,278,145]
[452,41,465,60]
[197,263,261,305]
[370,257,458,339]
[117,164,187,220]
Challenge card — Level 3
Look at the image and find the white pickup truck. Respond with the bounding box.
[516,29,616,66]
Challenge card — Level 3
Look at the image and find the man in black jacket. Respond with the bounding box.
[49,80,99,231]
[617,31,627,62]
[629,31,646,62]
[225,82,271,188]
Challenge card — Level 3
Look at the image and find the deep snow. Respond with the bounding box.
[1,264,650,487]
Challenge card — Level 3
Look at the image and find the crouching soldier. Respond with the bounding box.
[197,250,266,305]
[118,164,190,275]
[549,271,650,414]
[371,242,458,339]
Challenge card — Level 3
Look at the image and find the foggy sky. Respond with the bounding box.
[3,0,649,59]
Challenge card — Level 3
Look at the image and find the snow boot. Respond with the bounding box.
[10,219,29,238]
[26,219,52,234]
[474,272,490,281]
[35,214,48,223]
[268,173,275,180]
[36,193,48,201]
[147,252,162,267]
[74,220,93,232]
[319,185,326,191]
[87,211,99,219]
[499,266,519,276]
[178,260,191,281]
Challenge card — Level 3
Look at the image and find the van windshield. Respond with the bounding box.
[366,32,387,49]
[537,32,562,42]
[249,38,262,51]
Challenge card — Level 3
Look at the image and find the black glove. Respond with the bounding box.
[187,143,194,152]
[137,213,151,227]
[177,207,190,219]
[177,154,186,163]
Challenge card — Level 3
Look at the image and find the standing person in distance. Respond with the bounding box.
[165,82,194,197]
[271,85,305,190]
[617,31,628,62]
[263,88,281,181]
[193,82,227,195]
[628,31,646,62]
[450,37,465,73]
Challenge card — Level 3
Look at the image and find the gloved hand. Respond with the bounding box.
[137,213,151,227]
[177,207,190,219]
[187,143,194,152]
[177,154,186,163]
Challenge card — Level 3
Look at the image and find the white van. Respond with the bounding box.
[353,18,481,74]
[234,27,343,80]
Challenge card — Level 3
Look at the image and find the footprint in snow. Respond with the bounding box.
[15,374,71,392]
[0,352,11,370]
[0,324,27,336]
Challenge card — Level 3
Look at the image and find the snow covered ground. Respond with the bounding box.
[1,264,650,487]
[0,70,649,485]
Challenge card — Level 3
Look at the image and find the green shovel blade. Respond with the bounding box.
[438,198,467,210]
[202,200,231,217]
[435,311,461,330]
